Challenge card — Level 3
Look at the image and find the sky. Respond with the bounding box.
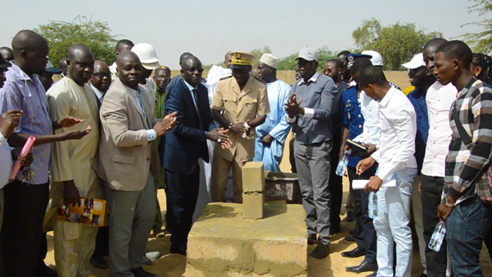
[0,0,484,69]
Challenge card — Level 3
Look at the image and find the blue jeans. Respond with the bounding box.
[446,195,492,277]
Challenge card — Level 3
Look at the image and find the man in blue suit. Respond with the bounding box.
[163,56,231,255]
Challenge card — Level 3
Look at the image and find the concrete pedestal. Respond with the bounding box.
[185,203,307,277]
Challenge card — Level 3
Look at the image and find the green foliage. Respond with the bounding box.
[352,19,442,70]
[34,16,117,67]
[250,45,273,67]
[277,53,299,70]
[461,0,492,54]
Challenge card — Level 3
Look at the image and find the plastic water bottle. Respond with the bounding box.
[368,191,377,219]
[428,222,446,251]
[335,150,350,176]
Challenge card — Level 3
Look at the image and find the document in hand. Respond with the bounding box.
[58,197,107,226]
[352,179,397,190]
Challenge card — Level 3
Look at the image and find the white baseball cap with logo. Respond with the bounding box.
[131,43,160,70]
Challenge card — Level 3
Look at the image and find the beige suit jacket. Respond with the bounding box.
[94,79,154,191]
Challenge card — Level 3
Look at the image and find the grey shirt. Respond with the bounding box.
[290,73,337,145]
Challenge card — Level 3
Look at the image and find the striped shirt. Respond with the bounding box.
[444,78,492,202]
[0,63,53,185]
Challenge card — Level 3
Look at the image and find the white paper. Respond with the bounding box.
[352,179,397,190]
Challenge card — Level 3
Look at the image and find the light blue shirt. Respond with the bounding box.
[254,79,292,171]
[127,85,156,141]
[0,63,52,184]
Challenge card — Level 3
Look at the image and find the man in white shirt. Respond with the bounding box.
[420,38,455,277]
[357,66,417,277]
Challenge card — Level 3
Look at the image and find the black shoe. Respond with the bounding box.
[36,263,58,276]
[310,242,329,259]
[341,247,365,258]
[419,274,428,277]
[347,211,355,222]
[344,236,355,242]
[90,254,109,269]
[366,270,377,277]
[308,234,317,245]
[345,261,378,273]
[130,267,156,277]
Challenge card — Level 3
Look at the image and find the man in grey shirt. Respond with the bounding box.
[285,47,337,259]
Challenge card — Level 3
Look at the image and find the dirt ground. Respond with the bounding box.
[44,185,492,277]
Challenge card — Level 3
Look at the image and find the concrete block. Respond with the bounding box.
[243,192,264,219]
[242,162,265,192]
[186,203,307,277]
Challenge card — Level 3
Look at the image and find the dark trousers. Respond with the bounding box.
[0,180,49,277]
[348,165,378,264]
[329,128,343,230]
[420,174,447,277]
[36,232,48,269]
[289,135,297,173]
[165,164,200,251]
[93,227,109,257]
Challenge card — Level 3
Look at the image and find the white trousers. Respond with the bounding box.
[374,167,416,277]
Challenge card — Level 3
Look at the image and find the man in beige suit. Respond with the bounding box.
[95,51,176,277]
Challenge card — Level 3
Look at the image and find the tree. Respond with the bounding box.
[352,19,442,70]
[35,16,117,67]
[461,0,492,54]
[249,45,273,67]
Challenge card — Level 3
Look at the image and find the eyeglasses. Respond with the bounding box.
[93,72,111,78]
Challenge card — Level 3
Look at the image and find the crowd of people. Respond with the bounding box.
[0,28,491,277]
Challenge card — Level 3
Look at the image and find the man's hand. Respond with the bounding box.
[356,156,375,175]
[364,175,383,193]
[230,122,246,134]
[56,116,85,129]
[11,148,33,168]
[63,125,92,140]
[64,180,81,207]
[418,180,422,194]
[261,134,274,146]
[437,194,455,222]
[154,111,177,136]
[359,143,378,158]
[284,93,304,117]
[0,110,22,138]
[207,128,232,149]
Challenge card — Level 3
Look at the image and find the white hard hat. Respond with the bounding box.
[131,43,160,70]
[362,50,383,66]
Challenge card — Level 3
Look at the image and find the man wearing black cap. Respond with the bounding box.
[285,47,337,259]
[211,51,270,203]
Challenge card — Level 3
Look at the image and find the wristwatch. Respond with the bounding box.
[442,197,455,208]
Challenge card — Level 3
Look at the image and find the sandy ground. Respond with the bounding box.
[44,188,492,277]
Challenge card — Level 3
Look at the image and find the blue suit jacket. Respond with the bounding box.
[162,78,215,175]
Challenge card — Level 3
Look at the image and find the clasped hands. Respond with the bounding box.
[153,111,178,136]
[284,93,304,118]
[207,128,232,149]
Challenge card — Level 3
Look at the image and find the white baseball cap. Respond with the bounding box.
[131,43,160,70]
[259,53,279,69]
[295,47,318,62]
[402,53,426,70]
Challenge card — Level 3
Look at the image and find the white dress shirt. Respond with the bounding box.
[90,84,104,101]
[371,86,418,181]
[421,82,457,177]
[353,90,381,145]
[0,132,12,188]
